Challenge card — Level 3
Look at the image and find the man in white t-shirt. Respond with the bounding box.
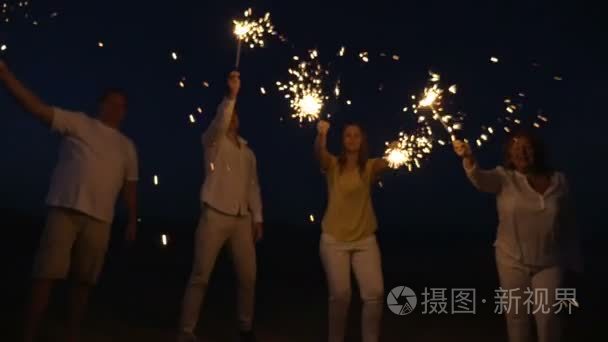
[178,71,263,342]
[0,60,138,342]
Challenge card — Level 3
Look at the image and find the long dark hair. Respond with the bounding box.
[503,129,552,174]
[338,123,369,175]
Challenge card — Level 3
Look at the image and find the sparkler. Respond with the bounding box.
[277,49,326,122]
[384,130,434,171]
[413,72,463,142]
[232,8,276,68]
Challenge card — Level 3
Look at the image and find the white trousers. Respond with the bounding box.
[496,248,563,342]
[179,206,256,334]
[320,233,384,342]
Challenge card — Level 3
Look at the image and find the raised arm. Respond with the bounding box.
[202,71,240,146]
[453,140,503,193]
[0,60,54,126]
[315,120,335,171]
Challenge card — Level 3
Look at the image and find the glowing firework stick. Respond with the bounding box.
[232,9,276,69]
[235,39,242,68]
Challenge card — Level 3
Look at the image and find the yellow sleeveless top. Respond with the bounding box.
[321,156,378,242]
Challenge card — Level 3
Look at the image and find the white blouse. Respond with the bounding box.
[464,162,583,272]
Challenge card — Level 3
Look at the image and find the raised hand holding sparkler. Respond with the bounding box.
[317,119,330,136]
[452,139,476,169]
[227,70,241,99]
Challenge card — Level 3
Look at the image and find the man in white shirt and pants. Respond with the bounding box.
[0,61,138,342]
[178,71,263,342]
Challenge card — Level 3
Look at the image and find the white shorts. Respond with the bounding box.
[32,207,111,284]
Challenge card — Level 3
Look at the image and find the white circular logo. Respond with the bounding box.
[387,286,417,315]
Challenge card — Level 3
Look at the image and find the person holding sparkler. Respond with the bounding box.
[178,71,263,342]
[453,132,582,342]
[0,60,139,342]
[315,119,389,342]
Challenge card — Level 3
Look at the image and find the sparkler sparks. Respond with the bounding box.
[385,144,410,169]
[400,72,464,152]
[153,175,159,186]
[161,234,168,246]
[233,8,276,49]
[490,56,499,63]
[359,51,369,63]
[277,50,326,122]
[334,80,341,98]
[1,0,30,24]
[171,52,178,60]
[384,132,433,171]
[418,84,443,108]
[233,8,277,67]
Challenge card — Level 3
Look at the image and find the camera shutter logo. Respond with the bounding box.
[387,286,417,315]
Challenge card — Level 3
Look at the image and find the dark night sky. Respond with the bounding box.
[1,0,606,234]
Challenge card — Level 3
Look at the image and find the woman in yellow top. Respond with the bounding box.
[315,120,389,342]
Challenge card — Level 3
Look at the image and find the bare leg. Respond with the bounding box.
[23,278,55,342]
[66,282,91,342]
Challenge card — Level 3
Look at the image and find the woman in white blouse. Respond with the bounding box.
[453,131,582,342]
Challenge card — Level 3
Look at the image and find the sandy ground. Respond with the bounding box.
[1,217,603,341]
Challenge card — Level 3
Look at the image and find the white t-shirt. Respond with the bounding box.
[46,107,138,223]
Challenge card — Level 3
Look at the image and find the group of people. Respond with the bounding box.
[0,61,582,342]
